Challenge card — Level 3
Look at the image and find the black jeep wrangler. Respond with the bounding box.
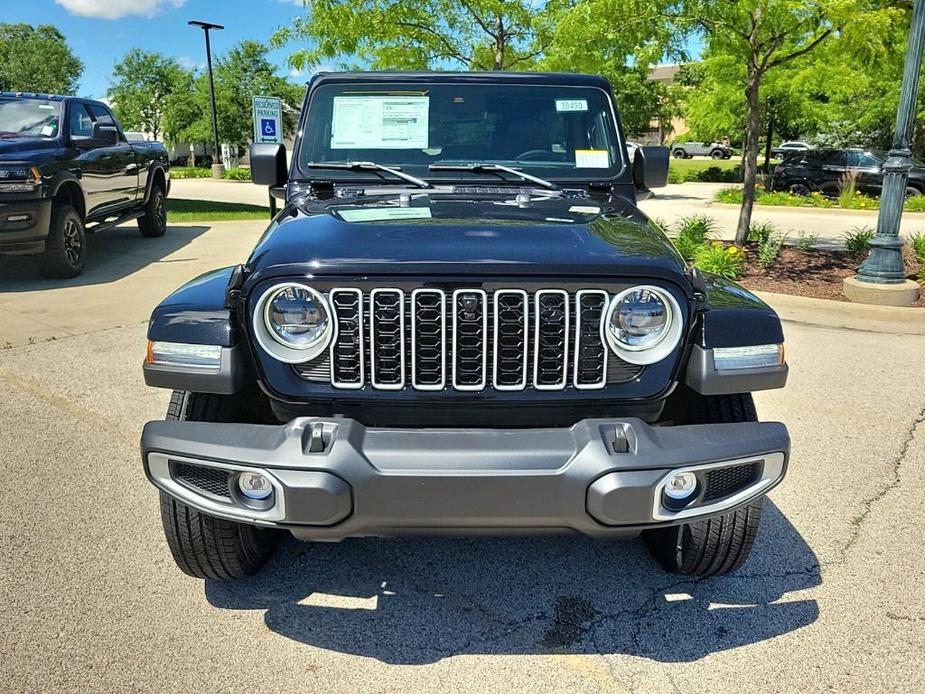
[141,72,789,581]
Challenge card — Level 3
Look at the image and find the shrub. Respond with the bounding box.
[911,233,925,284]
[748,221,776,244]
[715,187,744,204]
[906,195,925,212]
[694,241,745,279]
[671,215,716,261]
[170,166,211,179]
[843,226,875,254]
[757,231,787,269]
[223,167,252,181]
[796,232,819,251]
[838,170,859,209]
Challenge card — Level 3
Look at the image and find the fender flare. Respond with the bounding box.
[48,171,87,218]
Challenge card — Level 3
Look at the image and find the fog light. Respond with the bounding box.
[237,472,273,500]
[664,472,697,500]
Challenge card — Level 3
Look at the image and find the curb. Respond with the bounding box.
[754,290,925,336]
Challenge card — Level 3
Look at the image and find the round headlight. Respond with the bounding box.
[265,285,329,349]
[605,286,683,365]
[253,283,333,363]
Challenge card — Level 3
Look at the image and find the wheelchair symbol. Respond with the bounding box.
[260,118,277,138]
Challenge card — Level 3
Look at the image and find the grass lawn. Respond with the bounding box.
[167,198,270,222]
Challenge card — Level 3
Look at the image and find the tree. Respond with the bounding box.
[108,50,191,141]
[0,23,83,95]
[658,1,863,245]
[179,41,302,150]
[272,0,561,71]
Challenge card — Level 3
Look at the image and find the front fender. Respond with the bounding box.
[145,267,252,394]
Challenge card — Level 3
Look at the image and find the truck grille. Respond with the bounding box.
[296,287,644,392]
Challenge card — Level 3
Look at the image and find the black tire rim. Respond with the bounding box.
[155,192,166,228]
[64,219,82,266]
[906,187,920,199]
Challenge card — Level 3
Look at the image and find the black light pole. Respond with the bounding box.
[846,0,923,305]
[188,20,225,179]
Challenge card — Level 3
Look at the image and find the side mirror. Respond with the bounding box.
[91,122,118,146]
[633,146,670,190]
[250,143,288,188]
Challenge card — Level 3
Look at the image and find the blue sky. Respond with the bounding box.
[3,0,310,98]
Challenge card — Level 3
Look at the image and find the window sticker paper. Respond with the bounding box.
[575,149,610,168]
[331,96,430,149]
[555,99,588,112]
[338,207,433,223]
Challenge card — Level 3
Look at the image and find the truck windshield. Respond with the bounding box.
[298,82,624,184]
[0,99,61,139]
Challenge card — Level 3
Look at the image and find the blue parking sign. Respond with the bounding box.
[261,118,277,138]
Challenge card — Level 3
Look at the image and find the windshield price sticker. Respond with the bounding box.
[575,149,610,168]
[556,99,588,112]
[331,96,430,150]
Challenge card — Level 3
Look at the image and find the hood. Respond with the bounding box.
[0,137,60,161]
[245,191,687,284]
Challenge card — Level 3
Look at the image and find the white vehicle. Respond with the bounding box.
[772,141,813,158]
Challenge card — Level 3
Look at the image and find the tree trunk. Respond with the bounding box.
[494,15,504,70]
[736,69,763,246]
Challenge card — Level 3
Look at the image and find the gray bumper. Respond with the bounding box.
[141,417,789,540]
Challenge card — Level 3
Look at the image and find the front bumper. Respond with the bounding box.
[0,197,51,255]
[141,417,789,540]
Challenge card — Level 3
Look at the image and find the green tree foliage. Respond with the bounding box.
[0,23,83,95]
[272,0,561,71]
[108,50,192,141]
[659,0,858,245]
[179,41,302,150]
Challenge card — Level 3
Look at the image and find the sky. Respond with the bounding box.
[1,0,311,98]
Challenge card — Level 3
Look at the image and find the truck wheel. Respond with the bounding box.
[37,205,86,279]
[159,391,280,580]
[643,392,764,577]
[138,185,167,238]
[672,149,687,159]
[710,149,725,160]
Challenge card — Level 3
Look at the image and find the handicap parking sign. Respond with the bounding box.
[253,96,283,144]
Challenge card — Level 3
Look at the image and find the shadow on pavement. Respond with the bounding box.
[206,502,820,664]
[0,224,210,293]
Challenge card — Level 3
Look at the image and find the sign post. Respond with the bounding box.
[252,96,283,216]
[252,96,283,145]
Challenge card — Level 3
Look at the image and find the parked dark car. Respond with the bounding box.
[671,141,733,160]
[770,147,925,197]
[0,93,170,278]
[140,71,790,583]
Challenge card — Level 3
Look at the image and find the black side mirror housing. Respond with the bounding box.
[91,122,118,146]
[250,143,288,188]
[633,146,670,190]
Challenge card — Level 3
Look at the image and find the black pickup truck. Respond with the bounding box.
[0,93,170,278]
[140,71,789,582]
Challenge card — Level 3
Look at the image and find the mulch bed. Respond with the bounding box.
[735,245,925,307]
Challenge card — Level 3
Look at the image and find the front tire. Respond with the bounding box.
[643,392,765,577]
[37,204,86,279]
[673,149,687,159]
[159,391,280,580]
[138,185,167,238]
[711,149,725,160]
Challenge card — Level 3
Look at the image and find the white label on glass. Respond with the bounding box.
[555,99,588,112]
[331,96,429,149]
[338,207,433,222]
[568,205,601,214]
[40,125,55,136]
[575,149,610,168]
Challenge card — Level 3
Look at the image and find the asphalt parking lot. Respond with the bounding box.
[2,216,925,693]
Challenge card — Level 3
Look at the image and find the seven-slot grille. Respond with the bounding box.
[296,287,644,392]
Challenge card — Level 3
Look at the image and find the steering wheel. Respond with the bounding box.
[515,149,561,161]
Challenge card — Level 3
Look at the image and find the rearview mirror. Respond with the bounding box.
[250,143,288,188]
[633,146,670,190]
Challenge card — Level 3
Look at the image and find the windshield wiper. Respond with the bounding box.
[306,161,433,189]
[428,163,560,190]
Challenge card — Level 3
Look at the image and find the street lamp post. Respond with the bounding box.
[188,20,225,180]
[844,0,924,306]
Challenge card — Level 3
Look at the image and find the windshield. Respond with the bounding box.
[298,82,624,183]
[0,99,61,139]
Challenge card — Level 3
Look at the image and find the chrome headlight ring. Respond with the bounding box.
[252,282,333,363]
[603,285,683,366]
